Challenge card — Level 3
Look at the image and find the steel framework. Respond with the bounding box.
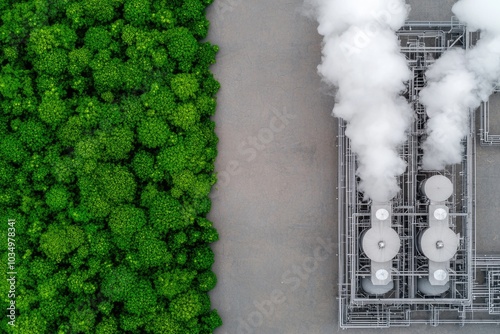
[480,88,500,145]
[338,20,500,328]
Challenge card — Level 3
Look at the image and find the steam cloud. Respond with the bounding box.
[303,0,412,202]
[421,0,500,170]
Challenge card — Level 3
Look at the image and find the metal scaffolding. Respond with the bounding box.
[338,20,500,328]
[480,88,500,145]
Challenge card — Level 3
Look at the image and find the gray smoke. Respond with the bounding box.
[303,0,412,202]
[421,0,500,170]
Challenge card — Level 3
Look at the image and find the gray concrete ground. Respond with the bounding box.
[206,0,500,333]
[406,0,455,21]
[476,92,500,254]
[487,93,500,135]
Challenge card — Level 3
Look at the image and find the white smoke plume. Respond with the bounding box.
[421,0,500,170]
[303,0,413,202]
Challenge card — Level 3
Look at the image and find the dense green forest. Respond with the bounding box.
[0,0,221,332]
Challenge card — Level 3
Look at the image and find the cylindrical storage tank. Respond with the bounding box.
[359,229,368,253]
[361,226,400,262]
[361,278,394,295]
[419,226,459,262]
[416,229,426,255]
[420,175,453,202]
[418,278,450,296]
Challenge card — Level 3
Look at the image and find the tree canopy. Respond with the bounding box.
[0,0,220,332]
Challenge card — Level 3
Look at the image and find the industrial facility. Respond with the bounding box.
[338,19,500,327]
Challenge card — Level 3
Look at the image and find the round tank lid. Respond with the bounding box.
[423,175,453,202]
[375,269,389,280]
[433,208,448,220]
[375,209,390,221]
[420,226,459,262]
[362,226,400,262]
[434,269,447,281]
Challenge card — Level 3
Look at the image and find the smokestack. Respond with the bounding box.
[303,0,412,202]
[420,0,500,170]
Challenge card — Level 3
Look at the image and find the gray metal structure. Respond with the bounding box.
[480,87,500,145]
[338,19,500,328]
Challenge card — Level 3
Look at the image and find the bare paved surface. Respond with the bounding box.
[476,92,500,254]
[407,0,455,21]
[206,0,500,333]
[487,92,500,135]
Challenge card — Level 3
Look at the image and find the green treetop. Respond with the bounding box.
[84,27,112,51]
[27,24,77,56]
[124,0,152,26]
[39,224,85,263]
[45,184,70,212]
[171,73,199,101]
[137,117,172,148]
[169,290,208,323]
[148,192,191,233]
[38,91,68,128]
[165,27,198,71]
[33,49,69,76]
[108,204,146,250]
[127,227,173,269]
[155,268,197,300]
